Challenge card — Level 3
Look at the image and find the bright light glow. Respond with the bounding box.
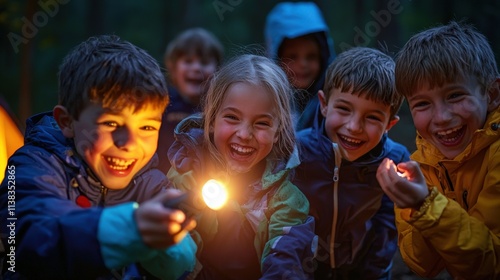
[201,179,228,210]
[397,171,405,177]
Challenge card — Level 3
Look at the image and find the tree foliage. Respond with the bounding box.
[1,0,499,151]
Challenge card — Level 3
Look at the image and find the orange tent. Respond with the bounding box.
[0,101,24,183]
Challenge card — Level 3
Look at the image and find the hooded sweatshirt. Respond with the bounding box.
[265,2,335,130]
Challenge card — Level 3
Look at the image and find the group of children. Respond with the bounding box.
[1,1,500,279]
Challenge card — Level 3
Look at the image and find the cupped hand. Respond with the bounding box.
[376,158,430,209]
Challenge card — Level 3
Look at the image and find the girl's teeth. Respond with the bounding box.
[231,145,253,153]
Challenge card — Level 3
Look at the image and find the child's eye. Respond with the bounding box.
[410,101,429,110]
[141,125,158,131]
[256,121,272,127]
[367,115,382,122]
[100,121,118,127]
[184,57,194,64]
[335,106,350,112]
[201,58,215,66]
[223,114,238,121]
[448,92,464,100]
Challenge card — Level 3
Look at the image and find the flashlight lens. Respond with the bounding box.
[202,179,228,210]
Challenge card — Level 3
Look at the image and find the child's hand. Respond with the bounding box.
[376,158,430,209]
[135,189,197,249]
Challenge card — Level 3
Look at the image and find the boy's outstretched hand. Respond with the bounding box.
[376,158,430,210]
[135,189,197,249]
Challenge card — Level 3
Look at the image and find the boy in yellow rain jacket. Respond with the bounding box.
[377,21,500,279]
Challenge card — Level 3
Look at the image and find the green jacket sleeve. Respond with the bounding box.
[259,182,315,279]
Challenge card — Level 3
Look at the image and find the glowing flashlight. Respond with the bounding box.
[201,179,228,210]
[163,180,228,217]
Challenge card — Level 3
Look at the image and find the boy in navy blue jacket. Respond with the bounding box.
[0,35,196,279]
[292,47,410,279]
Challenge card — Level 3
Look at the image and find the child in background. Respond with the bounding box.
[167,54,316,279]
[0,35,196,279]
[157,27,224,174]
[265,1,335,131]
[377,21,500,279]
[293,47,410,279]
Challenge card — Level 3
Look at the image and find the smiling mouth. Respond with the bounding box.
[338,134,364,150]
[435,126,465,145]
[105,157,136,171]
[230,144,255,156]
[186,78,204,85]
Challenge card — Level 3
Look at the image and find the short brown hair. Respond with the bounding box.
[323,47,403,119]
[164,28,224,69]
[58,35,169,119]
[395,21,499,98]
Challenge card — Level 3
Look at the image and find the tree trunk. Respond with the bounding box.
[19,0,36,123]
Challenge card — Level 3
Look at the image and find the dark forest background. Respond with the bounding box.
[1,0,500,153]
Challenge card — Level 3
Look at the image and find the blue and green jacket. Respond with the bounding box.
[167,114,317,280]
[0,112,196,280]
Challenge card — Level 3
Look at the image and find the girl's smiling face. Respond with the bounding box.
[212,82,279,179]
[408,75,493,159]
[69,103,163,189]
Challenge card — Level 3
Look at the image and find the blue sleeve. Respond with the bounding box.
[0,150,108,279]
[261,216,317,280]
[97,202,156,268]
[98,203,197,279]
[362,194,398,278]
[140,236,197,280]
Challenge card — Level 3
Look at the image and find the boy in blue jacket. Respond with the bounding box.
[292,47,410,279]
[0,35,196,279]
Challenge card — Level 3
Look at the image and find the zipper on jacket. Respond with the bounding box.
[99,185,108,206]
[438,162,454,191]
[330,143,341,268]
[462,190,469,210]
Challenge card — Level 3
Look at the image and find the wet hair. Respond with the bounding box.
[323,46,403,119]
[164,27,224,70]
[395,21,499,98]
[203,54,295,168]
[58,35,169,119]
